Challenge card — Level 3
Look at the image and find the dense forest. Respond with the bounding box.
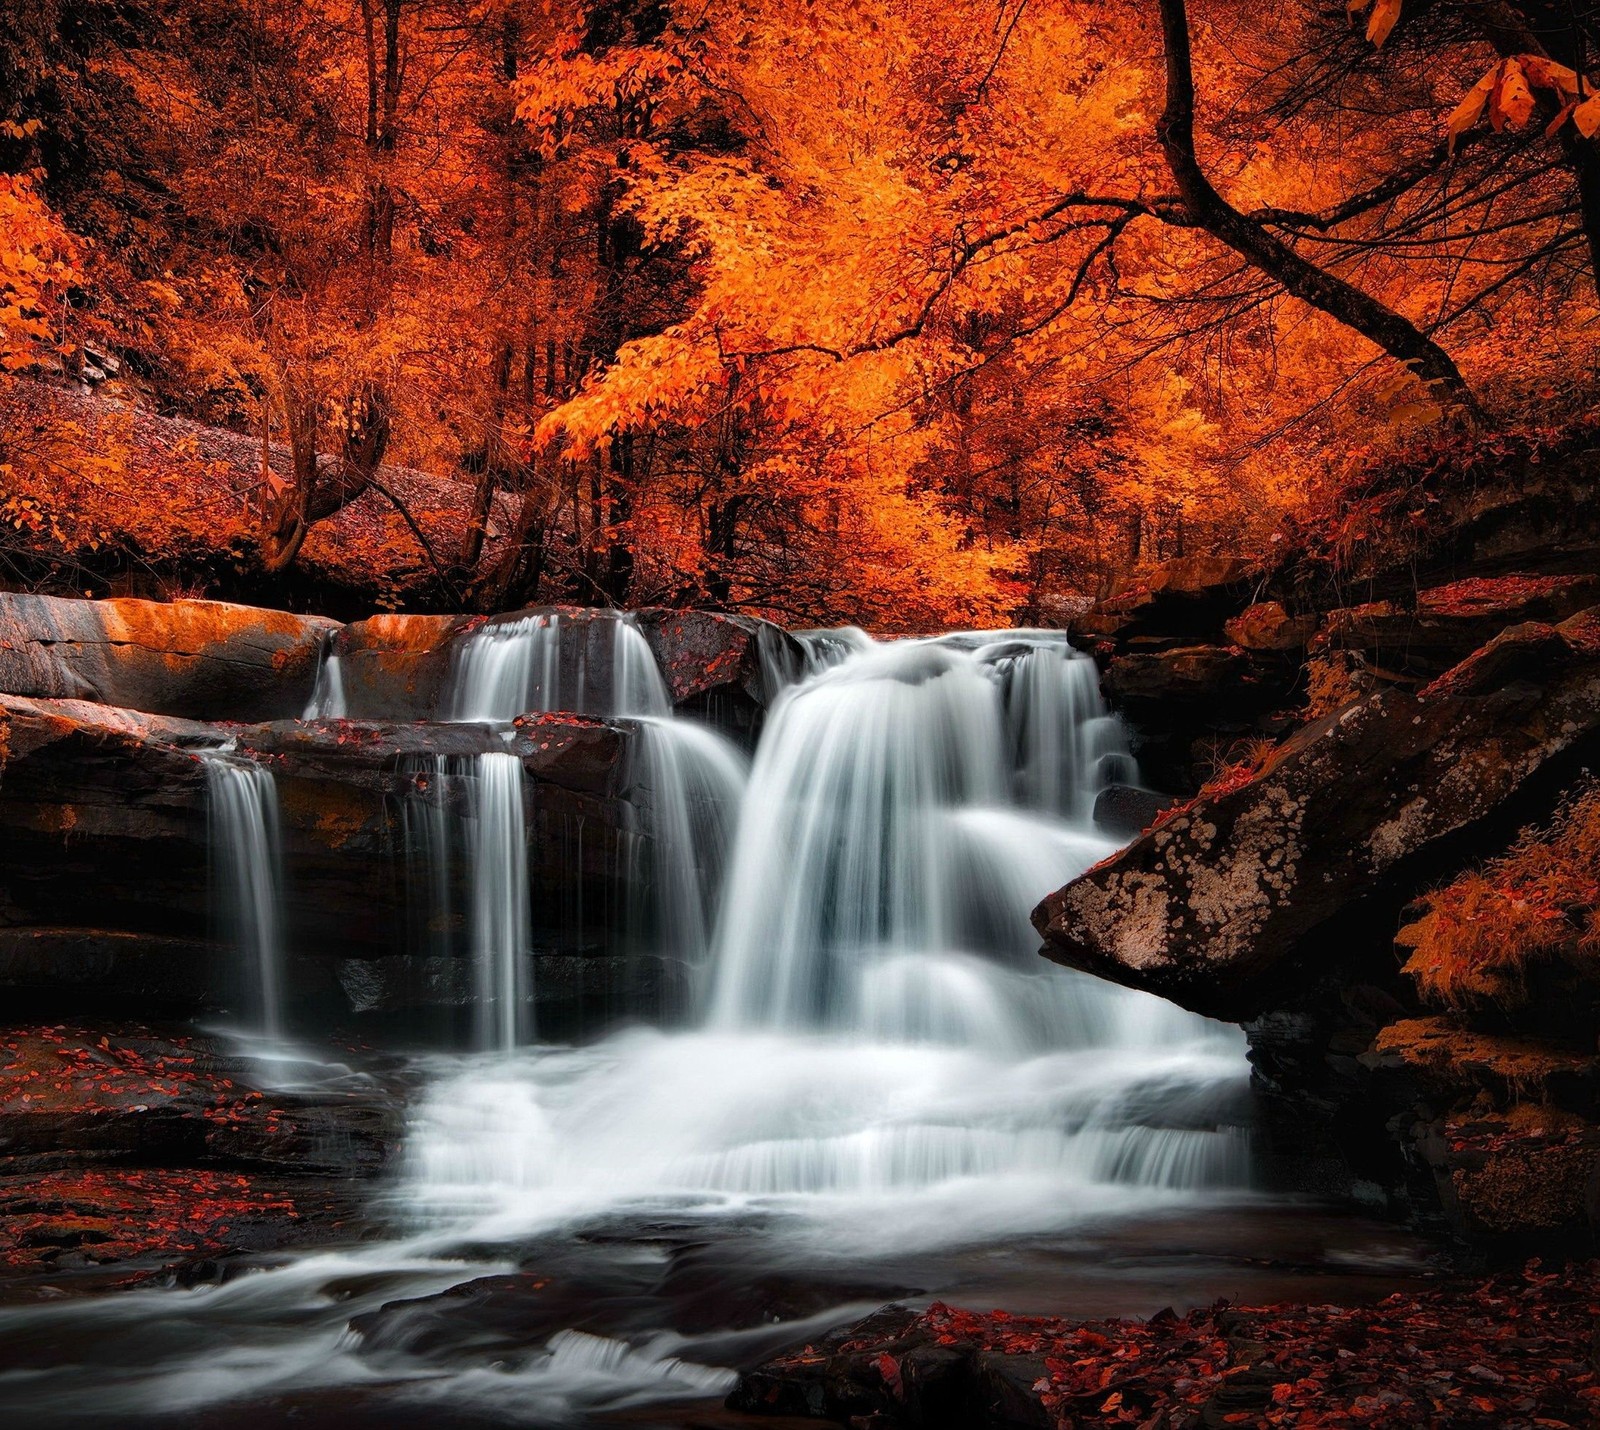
[3,0,1597,629]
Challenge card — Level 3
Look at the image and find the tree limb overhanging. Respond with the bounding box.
[1154,0,1479,410]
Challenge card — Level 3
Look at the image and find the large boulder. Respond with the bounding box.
[640,607,809,738]
[315,612,466,720]
[1035,610,1600,1022]
[0,593,335,720]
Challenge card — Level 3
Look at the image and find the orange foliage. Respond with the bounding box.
[1397,781,1600,1010]
[1,1,1597,623]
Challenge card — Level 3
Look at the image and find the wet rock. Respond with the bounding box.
[0,696,648,1021]
[1036,609,1600,1022]
[319,612,467,720]
[0,928,230,1015]
[1102,644,1252,714]
[1092,783,1179,839]
[1100,646,1286,768]
[0,1024,402,1277]
[636,608,805,734]
[0,593,335,720]
[0,1025,401,1179]
[332,951,691,1035]
[0,694,215,940]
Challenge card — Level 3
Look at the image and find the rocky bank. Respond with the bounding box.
[1039,435,1600,1253]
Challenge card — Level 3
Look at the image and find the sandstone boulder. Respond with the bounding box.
[0,593,335,720]
[1225,600,1321,653]
[314,612,466,720]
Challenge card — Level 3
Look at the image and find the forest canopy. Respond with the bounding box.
[1,0,1596,629]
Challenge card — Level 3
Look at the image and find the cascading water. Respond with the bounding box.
[201,749,287,1042]
[0,621,1270,1428]
[469,751,534,1051]
[407,631,1249,1248]
[303,633,348,719]
[445,612,750,970]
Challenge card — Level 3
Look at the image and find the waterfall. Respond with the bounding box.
[468,751,533,1051]
[201,750,287,1041]
[304,634,348,719]
[626,718,748,962]
[0,619,1263,1427]
[444,611,748,977]
[405,629,1249,1243]
[986,638,1137,819]
[448,613,565,722]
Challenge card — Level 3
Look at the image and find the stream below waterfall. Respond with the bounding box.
[0,622,1430,1428]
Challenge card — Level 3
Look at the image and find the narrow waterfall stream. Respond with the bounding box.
[0,621,1299,1430]
[201,750,288,1044]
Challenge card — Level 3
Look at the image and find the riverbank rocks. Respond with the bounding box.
[1323,573,1600,677]
[0,1023,402,1279]
[0,593,335,720]
[731,1267,1600,1429]
[1036,610,1600,1022]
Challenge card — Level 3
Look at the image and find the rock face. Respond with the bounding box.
[1323,573,1600,678]
[1038,611,1600,1023]
[320,612,467,720]
[0,595,799,1032]
[0,694,660,1027]
[0,593,335,720]
[1063,556,1600,1245]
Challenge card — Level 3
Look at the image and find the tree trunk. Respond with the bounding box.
[1156,0,1477,408]
[258,380,319,574]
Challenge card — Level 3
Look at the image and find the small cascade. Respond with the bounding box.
[609,615,672,718]
[626,720,748,962]
[399,755,460,963]
[985,639,1137,819]
[467,751,533,1051]
[448,612,565,721]
[201,750,287,1041]
[303,634,349,719]
[443,611,748,973]
[709,639,1017,1028]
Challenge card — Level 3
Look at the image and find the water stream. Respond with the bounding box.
[201,750,288,1043]
[0,619,1295,1427]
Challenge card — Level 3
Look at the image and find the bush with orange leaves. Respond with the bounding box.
[1397,781,1600,1012]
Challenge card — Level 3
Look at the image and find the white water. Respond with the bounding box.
[470,751,534,1051]
[201,750,287,1042]
[0,621,1257,1426]
[446,612,751,971]
[410,631,1248,1257]
[303,634,348,719]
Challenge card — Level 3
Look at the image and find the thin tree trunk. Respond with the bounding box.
[1156,0,1477,408]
